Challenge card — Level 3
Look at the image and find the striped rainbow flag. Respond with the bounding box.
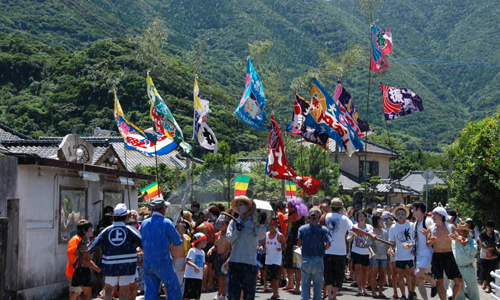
[285,181,297,198]
[140,182,161,201]
[234,175,250,197]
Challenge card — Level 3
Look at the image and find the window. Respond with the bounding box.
[103,190,124,211]
[59,187,87,244]
[359,161,379,180]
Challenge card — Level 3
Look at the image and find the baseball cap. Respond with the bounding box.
[309,207,322,218]
[330,198,343,208]
[114,203,129,216]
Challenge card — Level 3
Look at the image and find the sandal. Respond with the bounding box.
[379,293,388,299]
[270,295,280,300]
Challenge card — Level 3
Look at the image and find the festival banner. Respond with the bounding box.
[114,91,178,157]
[333,84,372,137]
[285,181,297,198]
[265,115,321,195]
[286,92,330,150]
[234,59,267,131]
[140,181,161,201]
[380,85,424,120]
[234,174,251,197]
[147,73,192,156]
[193,79,218,153]
[303,79,364,156]
[370,25,393,72]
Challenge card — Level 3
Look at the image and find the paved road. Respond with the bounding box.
[92,279,493,300]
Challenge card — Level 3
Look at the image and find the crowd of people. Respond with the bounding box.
[65,196,500,300]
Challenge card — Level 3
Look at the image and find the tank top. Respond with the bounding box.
[265,231,282,266]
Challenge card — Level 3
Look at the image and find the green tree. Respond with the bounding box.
[447,109,500,226]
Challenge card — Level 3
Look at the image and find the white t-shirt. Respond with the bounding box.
[351,224,373,255]
[389,221,415,261]
[184,247,205,279]
[415,217,433,256]
[324,212,353,255]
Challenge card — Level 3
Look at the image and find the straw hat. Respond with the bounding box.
[456,221,472,232]
[392,206,410,219]
[230,196,253,210]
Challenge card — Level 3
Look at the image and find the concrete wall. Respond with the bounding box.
[337,153,392,179]
[12,165,138,300]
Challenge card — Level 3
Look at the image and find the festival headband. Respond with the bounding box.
[191,235,207,247]
[270,219,279,226]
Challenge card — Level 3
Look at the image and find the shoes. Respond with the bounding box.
[292,290,301,295]
[213,296,219,300]
[392,295,398,300]
[409,291,417,300]
[431,285,438,298]
[217,295,227,300]
[350,282,358,287]
[379,293,388,299]
[270,295,280,300]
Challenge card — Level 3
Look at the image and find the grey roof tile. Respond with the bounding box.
[0,123,29,141]
[7,145,58,158]
[111,143,186,171]
[399,170,446,192]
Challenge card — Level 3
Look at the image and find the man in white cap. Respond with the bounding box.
[87,203,142,300]
[140,197,183,300]
[226,196,267,300]
[426,206,463,300]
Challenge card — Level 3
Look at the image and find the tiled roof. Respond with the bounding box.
[7,145,59,158]
[399,170,446,192]
[111,143,186,171]
[0,123,29,141]
[339,172,361,190]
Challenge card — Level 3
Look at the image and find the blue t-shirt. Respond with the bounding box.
[298,224,330,258]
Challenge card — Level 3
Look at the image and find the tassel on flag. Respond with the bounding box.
[140,181,161,201]
[381,85,424,120]
[370,25,393,72]
[234,174,251,197]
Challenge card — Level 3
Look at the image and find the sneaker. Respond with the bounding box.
[213,296,219,300]
[218,295,227,300]
[431,285,438,298]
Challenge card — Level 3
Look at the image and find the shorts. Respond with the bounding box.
[324,254,346,288]
[351,252,370,267]
[71,267,93,287]
[395,260,414,270]
[431,252,462,280]
[214,252,228,277]
[203,243,215,264]
[105,274,135,286]
[370,258,388,268]
[183,278,202,299]
[266,264,280,281]
[68,277,83,294]
[415,253,432,271]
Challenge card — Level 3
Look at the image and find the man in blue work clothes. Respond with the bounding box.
[140,198,182,300]
[298,207,331,300]
[87,203,142,300]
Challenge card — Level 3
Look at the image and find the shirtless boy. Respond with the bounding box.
[208,214,232,300]
[426,207,463,300]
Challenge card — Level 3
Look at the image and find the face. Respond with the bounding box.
[457,229,468,237]
[412,206,423,219]
[432,212,441,223]
[269,222,278,231]
[357,213,366,224]
[219,220,229,230]
[395,209,406,222]
[378,217,384,228]
[176,223,186,234]
[198,239,208,249]
[85,226,94,238]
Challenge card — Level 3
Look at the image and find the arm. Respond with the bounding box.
[166,222,182,247]
[352,226,377,240]
[226,220,239,244]
[185,258,201,273]
[278,233,286,251]
[81,252,101,273]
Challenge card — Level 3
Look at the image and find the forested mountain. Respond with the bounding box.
[0,0,499,154]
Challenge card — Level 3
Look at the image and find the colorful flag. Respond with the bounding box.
[266,115,321,195]
[147,73,193,156]
[286,91,330,150]
[370,25,393,72]
[114,91,178,157]
[333,84,372,137]
[234,59,267,131]
[285,181,297,198]
[234,174,251,197]
[380,85,424,120]
[140,181,161,201]
[193,79,218,153]
[303,79,364,156]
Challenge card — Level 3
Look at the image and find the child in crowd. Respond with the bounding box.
[184,233,207,300]
[208,214,232,300]
[262,218,286,300]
